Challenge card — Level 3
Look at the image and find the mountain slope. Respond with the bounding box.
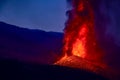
[0,22,63,64]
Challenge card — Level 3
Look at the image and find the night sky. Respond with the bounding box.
[0,0,66,32]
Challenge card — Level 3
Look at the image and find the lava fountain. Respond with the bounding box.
[54,0,110,77]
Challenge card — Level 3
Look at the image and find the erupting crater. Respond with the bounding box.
[54,0,109,77]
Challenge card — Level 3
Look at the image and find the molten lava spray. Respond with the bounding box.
[55,0,110,77]
[64,0,105,63]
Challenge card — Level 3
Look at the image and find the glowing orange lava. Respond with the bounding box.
[72,24,87,58]
[55,0,106,70]
[62,0,98,59]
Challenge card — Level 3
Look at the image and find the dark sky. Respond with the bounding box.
[0,0,66,32]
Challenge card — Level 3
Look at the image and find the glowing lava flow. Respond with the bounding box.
[62,0,98,59]
[54,0,107,74]
[72,24,87,58]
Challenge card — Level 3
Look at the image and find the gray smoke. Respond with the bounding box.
[94,0,120,46]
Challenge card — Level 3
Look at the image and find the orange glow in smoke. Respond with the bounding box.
[72,24,88,58]
[61,0,97,59]
[55,0,106,70]
[77,2,84,11]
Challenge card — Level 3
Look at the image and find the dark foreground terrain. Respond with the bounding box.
[0,58,108,80]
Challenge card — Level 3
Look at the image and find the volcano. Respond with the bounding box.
[54,0,111,79]
[55,55,105,74]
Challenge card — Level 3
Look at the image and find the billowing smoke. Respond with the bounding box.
[91,0,120,72]
[55,0,120,78]
[63,0,105,65]
[65,0,120,68]
[95,0,120,46]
